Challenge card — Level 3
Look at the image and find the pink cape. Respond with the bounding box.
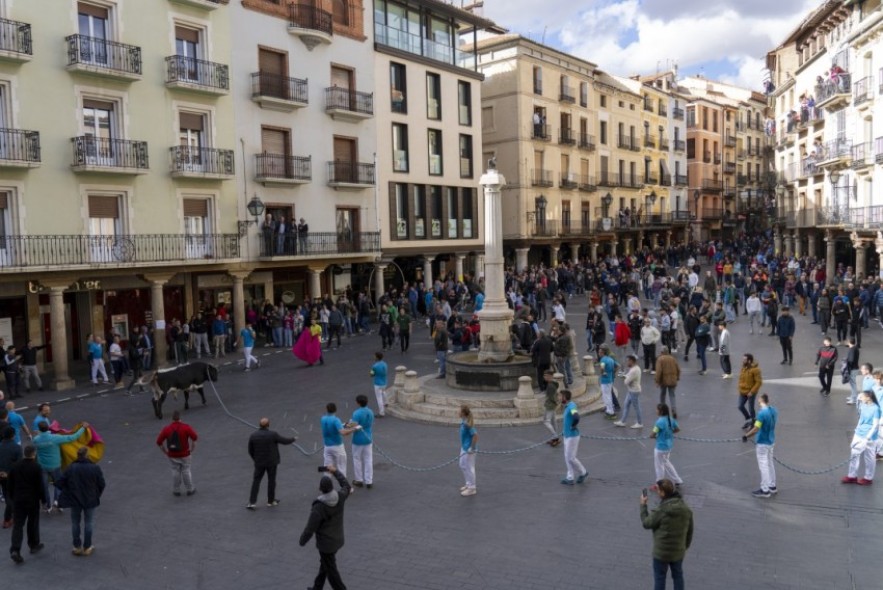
[292,329,322,365]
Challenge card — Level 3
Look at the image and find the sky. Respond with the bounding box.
[481,0,823,90]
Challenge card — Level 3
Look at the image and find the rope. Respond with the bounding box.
[206,379,319,457]
[772,456,851,475]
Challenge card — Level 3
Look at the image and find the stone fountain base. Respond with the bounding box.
[444,351,535,392]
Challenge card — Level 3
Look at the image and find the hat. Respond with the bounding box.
[319,476,334,493]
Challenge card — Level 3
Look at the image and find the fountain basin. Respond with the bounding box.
[445,351,535,392]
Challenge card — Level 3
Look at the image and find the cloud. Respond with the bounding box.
[482,0,819,90]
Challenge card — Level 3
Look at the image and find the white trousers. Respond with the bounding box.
[600,383,615,414]
[756,443,776,491]
[91,359,108,383]
[563,436,586,481]
[374,385,387,416]
[323,444,348,478]
[654,449,683,484]
[352,443,373,485]
[459,450,476,488]
[243,346,258,369]
[848,435,876,480]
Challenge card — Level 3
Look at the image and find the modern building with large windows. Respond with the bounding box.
[0,0,238,388]
[372,0,494,287]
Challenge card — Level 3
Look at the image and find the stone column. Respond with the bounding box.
[48,285,74,390]
[454,254,465,282]
[477,167,514,362]
[774,230,782,255]
[422,255,435,288]
[807,231,817,258]
[683,226,690,244]
[309,268,323,302]
[825,230,836,286]
[784,234,793,257]
[514,376,541,418]
[570,243,580,262]
[611,240,618,257]
[515,248,529,272]
[550,245,560,266]
[624,238,632,256]
[590,241,598,262]
[854,240,868,279]
[147,277,170,368]
[476,254,486,279]
[665,230,672,249]
[637,231,644,251]
[794,231,802,258]
[229,271,250,339]
[374,263,387,303]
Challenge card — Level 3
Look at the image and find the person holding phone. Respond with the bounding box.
[640,478,694,590]
[299,464,351,590]
[650,404,682,488]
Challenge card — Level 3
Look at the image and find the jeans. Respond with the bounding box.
[720,354,732,376]
[352,443,373,485]
[168,456,194,493]
[586,330,594,352]
[748,311,760,332]
[323,444,347,478]
[283,328,293,348]
[653,558,685,590]
[724,303,735,323]
[249,464,277,504]
[193,333,210,356]
[659,386,677,415]
[643,344,657,371]
[459,450,476,488]
[436,350,447,376]
[697,345,707,371]
[738,395,756,421]
[818,366,834,393]
[562,436,586,481]
[621,391,643,425]
[848,369,861,404]
[110,360,124,383]
[313,551,347,590]
[835,321,848,343]
[70,506,95,549]
[543,409,558,438]
[819,309,830,333]
[272,327,283,347]
[41,466,63,506]
[756,443,776,492]
[654,449,683,484]
[556,355,573,386]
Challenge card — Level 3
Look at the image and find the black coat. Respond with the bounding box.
[0,439,22,474]
[532,336,553,366]
[299,472,351,553]
[248,428,296,467]
[57,459,105,509]
[7,457,43,506]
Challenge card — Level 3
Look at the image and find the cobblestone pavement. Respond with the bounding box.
[3,293,882,589]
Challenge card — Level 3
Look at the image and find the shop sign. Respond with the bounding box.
[28,280,102,294]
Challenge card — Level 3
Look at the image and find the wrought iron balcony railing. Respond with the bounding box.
[169,146,234,176]
[256,154,311,182]
[289,3,333,36]
[165,55,229,91]
[0,17,32,56]
[325,87,373,115]
[327,161,375,185]
[531,169,553,187]
[71,136,148,171]
[0,128,40,164]
[259,231,379,258]
[252,72,308,104]
[66,34,141,76]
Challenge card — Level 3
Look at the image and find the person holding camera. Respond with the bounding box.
[640,478,694,590]
[299,464,351,590]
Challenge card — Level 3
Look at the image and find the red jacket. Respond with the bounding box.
[614,322,631,346]
[156,421,198,458]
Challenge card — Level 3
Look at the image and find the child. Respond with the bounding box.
[459,405,478,496]
[651,403,683,487]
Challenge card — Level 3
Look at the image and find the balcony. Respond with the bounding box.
[800,158,821,178]
[643,99,653,112]
[559,86,575,103]
[559,173,578,190]
[65,34,141,81]
[324,87,373,122]
[851,142,874,169]
[724,161,736,174]
[531,124,552,141]
[671,211,690,224]
[531,169,553,187]
[723,186,736,198]
[288,3,333,49]
[674,174,687,186]
[725,134,737,147]
[673,139,685,152]
[327,161,375,189]
[259,231,380,259]
[559,128,576,146]
[620,174,644,189]
[876,137,883,164]
[251,72,308,111]
[0,18,32,62]
[578,133,596,151]
[702,178,723,192]
[0,129,40,168]
[577,175,597,192]
[644,135,657,149]
[71,137,148,174]
[673,107,685,120]
[815,73,851,110]
[737,149,746,160]
[169,0,229,9]
[714,154,722,165]
[847,205,883,230]
[530,219,559,238]
[658,105,667,117]
[854,75,873,108]
[702,151,711,163]
[169,146,234,180]
[374,23,476,72]
[165,56,229,95]
[560,222,594,237]
[255,154,311,186]
[598,173,614,187]
[617,135,640,151]
[736,174,748,186]
[640,213,672,227]
[661,173,671,186]
[815,138,853,168]
[646,174,659,185]
[659,138,669,151]
[700,207,724,221]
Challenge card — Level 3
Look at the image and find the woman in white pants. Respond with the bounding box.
[651,403,683,486]
[458,405,478,496]
[842,390,881,486]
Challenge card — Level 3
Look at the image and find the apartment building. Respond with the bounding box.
[234,0,380,305]
[373,0,494,286]
[767,0,883,281]
[0,0,238,388]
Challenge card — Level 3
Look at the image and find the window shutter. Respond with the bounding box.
[258,49,285,76]
[261,127,287,155]
[83,99,114,111]
[175,26,200,44]
[88,196,119,219]
[179,113,204,131]
[0,193,8,209]
[183,199,208,218]
[78,2,108,19]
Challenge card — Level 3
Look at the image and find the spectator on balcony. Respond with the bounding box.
[831,65,847,92]
[800,95,809,124]
[533,111,542,137]
[276,215,290,255]
[262,213,276,256]
[297,218,309,254]
[807,95,816,120]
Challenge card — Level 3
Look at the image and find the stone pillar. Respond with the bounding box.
[611,240,618,257]
[774,230,782,255]
[229,271,249,340]
[373,263,387,303]
[48,285,74,390]
[400,370,424,409]
[309,268,323,302]
[808,231,817,258]
[784,234,793,257]
[476,254,486,279]
[665,231,672,249]
[454,254,465,282]
[794,231,802,258]
[854,240,868,279]
[582,356,595,376]
[477,168,514,362]
[825,230,836,286]
[514,375,541,418]
[570,243,580,262]
[590,241,598,262]
[683,226,690,244]
[514,248,529,273]
[422,255,435,289]
[637,231,644,251]
[550,245,560,265]
[149,278,169,368]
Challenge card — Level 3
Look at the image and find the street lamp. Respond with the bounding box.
[602,192,613,217]
[238,193,266,236]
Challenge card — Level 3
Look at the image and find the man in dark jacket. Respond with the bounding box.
[247,417,296,510]
[776,306,796,365]
[531,330,554,391]
[8,444,44,563]
[815,336,838,397]
[299,465,350,590]
[641,478,694,590]
[0,427,22,528]
[57,446,105,556]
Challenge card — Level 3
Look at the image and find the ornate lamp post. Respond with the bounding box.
[238,194,266,236]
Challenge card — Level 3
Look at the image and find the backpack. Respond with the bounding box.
[166,427,182,452]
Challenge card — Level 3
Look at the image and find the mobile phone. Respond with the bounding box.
[318,466,329,472]
[642,488,648,499]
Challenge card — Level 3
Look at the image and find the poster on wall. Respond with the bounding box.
[0,318,11,345]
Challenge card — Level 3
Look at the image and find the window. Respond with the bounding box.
[533,66,542,95]
[446,187,458,238]
[462,188,474,238]
[426,73,441,120]
[183,197,212,259]
[687,138,695,159]
[413,185,425,238]
[600,121,607,145]
[332,0,350,26]
[392,123,408,172]
[174,26,202,82]
[82,98,117,165]
[0,191,15,264]
[77,2,109,65]
[600,95,607,108]
[394,184,408,239]
[458,81,472,126]
[390,62,406,113]
[430,185,442,237]
[562,200,571,231]
[257,48,288,99]
[178,112,207,170]
[459,134,473,178]
[428,129,442,175]
[88,194,121,263]
[580,82,588,107]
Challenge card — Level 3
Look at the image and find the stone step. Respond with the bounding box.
[423,392,517,409]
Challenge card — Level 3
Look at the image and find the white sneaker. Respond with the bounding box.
[630,423,644,429]
[460,487,477,496]
[846,399,855,405]
[613,420,626,427]
[460,485,469,492]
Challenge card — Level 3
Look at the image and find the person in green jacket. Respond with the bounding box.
[640,478,694,590]
[32,421,87,512]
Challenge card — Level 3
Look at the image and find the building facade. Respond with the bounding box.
[372,0,492,288]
